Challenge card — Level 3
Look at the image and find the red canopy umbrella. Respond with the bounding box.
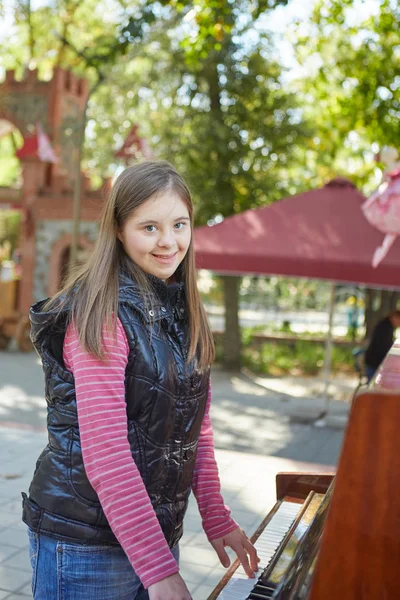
[194,178,400,289]
[194,178,400,418]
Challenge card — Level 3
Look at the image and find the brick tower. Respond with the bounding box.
[0,68,104,313]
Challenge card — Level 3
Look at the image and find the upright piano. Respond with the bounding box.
[208,341,400,599]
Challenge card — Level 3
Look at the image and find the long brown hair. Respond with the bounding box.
[47,160,214,369]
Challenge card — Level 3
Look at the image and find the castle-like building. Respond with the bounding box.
[0,68,105,313]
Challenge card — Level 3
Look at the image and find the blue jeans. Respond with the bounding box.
[28,528,179,599]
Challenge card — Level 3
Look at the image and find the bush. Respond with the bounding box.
[240,338,354,376]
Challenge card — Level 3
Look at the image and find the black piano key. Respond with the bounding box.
[248,582,277,599]
[253,582,277,591]
[211,500,303,598]
[248,591,275,599]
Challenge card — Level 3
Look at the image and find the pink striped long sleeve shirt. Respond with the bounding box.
[63,318,237,589]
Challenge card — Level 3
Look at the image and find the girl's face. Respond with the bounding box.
[118,189,191,281]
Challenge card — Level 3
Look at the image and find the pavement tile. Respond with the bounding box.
[14,584,32,596]
[180,561,218,586]
[4,521,26,534]
[182,531,209,548]
[0,546,21,565]
[192,583,219,599]
[0,487,21,501]
[0,497,14,506]
[0,528,29,549]
[0,566,31,593]
[1,548,31,573]
[227,509,262,535]
[181,544,218,568]
[0,512,21,529]
[0,353,345,597]
[1,499,23,515]
[181,514,203,536]
[190,565,226,599]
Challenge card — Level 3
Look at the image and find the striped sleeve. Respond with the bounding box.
[191,380,238,540]
[63,319,179,589]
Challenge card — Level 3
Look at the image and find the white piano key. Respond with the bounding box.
[218,576,259,600]
[215,501,301,599]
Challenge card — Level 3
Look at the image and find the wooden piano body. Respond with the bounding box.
[208,343,400,599]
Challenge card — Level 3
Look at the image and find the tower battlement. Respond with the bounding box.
[3,67,88,100]
[1,67,89,181]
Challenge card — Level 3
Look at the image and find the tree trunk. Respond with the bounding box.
[364,288,378,339]
[221,275,242,371]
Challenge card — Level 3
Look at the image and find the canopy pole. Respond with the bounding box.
[315,282,336,427]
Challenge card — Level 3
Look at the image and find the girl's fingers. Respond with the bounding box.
[213,540,231,568]
[231,543,255,578]
[243,538,260,572]
[212,529,260,578]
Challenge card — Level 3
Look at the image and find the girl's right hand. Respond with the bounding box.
[148,573,192,600]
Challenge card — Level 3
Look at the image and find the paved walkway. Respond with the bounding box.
[0,350,352,599]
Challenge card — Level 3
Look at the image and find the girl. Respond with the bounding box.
[23,160,259,600]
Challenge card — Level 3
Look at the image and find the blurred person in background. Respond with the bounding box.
[364,309,400,382]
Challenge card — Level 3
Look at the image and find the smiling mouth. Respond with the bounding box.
[152,252,178,261]
[153,254,175,257]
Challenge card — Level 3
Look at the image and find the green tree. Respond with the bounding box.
[290,0,400,333]
[87,0,309,368]
[290,0,400,192]
[3,0,310,369]
[1,0,159,77]
[1,0,164,265]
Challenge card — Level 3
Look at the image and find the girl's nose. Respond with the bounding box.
[157,229,175,248]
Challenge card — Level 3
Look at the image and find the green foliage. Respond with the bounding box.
[1,1,165,89]
[0,211,21,257]
[0,130,23,187]
[240,276,333,311]
[3,0,309,218]
[1,0,175,190]
[290,0,400,193]
[240,337,354,376]
[109,1,311,223]
[198,271,224,305]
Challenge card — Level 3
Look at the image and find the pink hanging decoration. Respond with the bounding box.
[115,124,154,162]
[362,147,400,267]
[37,123,58,164]
[16,123,58,164]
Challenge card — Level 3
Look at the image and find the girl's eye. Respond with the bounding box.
[174,222,185,230]
[145,225,156,233]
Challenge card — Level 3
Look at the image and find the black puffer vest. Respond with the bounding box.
[22,272,210,548]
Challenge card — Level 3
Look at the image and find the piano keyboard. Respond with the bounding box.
[215,501,301,599]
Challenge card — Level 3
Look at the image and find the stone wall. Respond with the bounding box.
[34,219,99,301]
